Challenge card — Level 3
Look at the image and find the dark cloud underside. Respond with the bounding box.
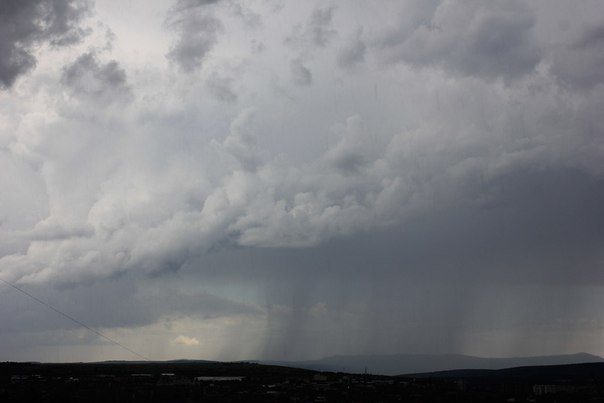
[0,0,90,88]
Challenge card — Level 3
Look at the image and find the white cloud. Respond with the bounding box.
[173,335,200,346]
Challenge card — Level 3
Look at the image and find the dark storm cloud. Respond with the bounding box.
[574,24,604,49]
[3,0,604,361]
[0,0,90,88]
[551,24,604,89]
[61,51,130,100]
[165,0,223,72]
[0,272,260,333]
[376,0,542,81]
[387,169,604,285]
[188,166,604,287]
[177,165,604,358]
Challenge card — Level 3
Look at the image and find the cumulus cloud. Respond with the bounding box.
[324,115,374,175]
[221,109,262,170]
[61,51,130,102]
[375,0,542,81]
[0,0,91,88]
[2,68,603,284]
[165,0,223,72]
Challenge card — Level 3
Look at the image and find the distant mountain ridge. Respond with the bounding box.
[261,352,604,376]
[406,362,604,381]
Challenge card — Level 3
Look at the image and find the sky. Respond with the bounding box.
[0,0,603,363]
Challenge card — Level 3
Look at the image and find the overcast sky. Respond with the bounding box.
[1,0,604,362]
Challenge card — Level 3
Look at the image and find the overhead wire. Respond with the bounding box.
[0,277,149,361]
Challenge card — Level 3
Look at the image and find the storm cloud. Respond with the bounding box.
[375,0,542,81]
[0,0,91,88]
[0,0,603,362]
[61,51,130,101]
[550,23,604,89]
[165,0,223,72]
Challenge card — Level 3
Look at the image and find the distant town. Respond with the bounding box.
[3,360,604,402]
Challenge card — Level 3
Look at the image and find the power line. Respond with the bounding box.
[0,277,149,361]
